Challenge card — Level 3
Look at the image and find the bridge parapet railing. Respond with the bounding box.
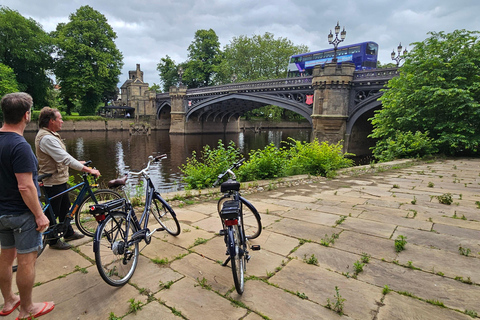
[186,77,313,95]
[353,68,399,81]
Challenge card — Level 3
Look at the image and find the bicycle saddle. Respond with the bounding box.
[221,179,240,192]
[107,174,128,188]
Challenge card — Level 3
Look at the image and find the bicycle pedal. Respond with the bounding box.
[219,229,226,235]
[251,245,261,251]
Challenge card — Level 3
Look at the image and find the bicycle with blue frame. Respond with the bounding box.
[93,154,181,286]
[213,158,262,294]
[12,160,122,271]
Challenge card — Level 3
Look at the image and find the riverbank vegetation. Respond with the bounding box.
[370,29,480,160]
[180,139,353,190]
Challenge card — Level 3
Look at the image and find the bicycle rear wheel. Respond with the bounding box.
[94,212,139,286]
[150,195,180,236]
[12,235,47,272]
[218,195,261,239]
[75,189,122,237]
[229,224,245,294]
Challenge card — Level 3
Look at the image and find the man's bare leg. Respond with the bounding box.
[16,251,54,319]
[0,247,20,312]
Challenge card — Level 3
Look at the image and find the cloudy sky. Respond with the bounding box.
[3,0,480,87]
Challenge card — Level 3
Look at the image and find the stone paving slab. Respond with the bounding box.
[122,300,183,319]
[333,230,398,262]
[237,279,352,320]
[271,259,382,320]
[337,216,397,238]
[377,291,474,320]
[156,277,248,320]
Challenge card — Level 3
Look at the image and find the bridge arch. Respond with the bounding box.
[185,93,313,124]
[346,91,383,135]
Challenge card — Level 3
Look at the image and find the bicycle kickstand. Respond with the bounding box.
[222,256,231,266]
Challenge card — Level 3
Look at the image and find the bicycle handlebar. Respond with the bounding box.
[129,154,167,177]
[213,158,245,187]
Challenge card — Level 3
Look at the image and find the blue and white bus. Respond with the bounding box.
[287,41,379,77]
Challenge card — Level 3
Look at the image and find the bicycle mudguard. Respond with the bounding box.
[239,196,261,220]
[227,226,236,257]
[89,198,127,222]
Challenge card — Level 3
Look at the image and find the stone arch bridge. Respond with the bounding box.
[154,64,398,155]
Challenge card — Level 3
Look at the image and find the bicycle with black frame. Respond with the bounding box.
[93,154,181,286]
[213,158,262,294]
[12,160,122,271]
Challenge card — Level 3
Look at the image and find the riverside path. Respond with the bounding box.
[2,158,480,320]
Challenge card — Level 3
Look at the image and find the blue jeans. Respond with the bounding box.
[0,212,42,254]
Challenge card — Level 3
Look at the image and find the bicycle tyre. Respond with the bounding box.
[229,224,245,294]
[150,195,180,236]
[218,195,262,239]
[94,212,139,287]
[75,189,122,237]
[12,235,47,272]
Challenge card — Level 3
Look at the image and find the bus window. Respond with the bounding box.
[313,52,323,60]
[348,46,361,54]
[338,49,348,56]
[304,54,313,61]
[324,51,334,58]
[366,43,378,55]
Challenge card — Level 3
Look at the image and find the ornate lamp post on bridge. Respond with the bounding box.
[328,21,346,63]
[177,66,184,86]
[231,74,237,83]
[391,43,408,67]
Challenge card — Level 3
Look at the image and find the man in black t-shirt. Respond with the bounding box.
[0,93,54,319]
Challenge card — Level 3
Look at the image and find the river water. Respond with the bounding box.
[24,129,311,192]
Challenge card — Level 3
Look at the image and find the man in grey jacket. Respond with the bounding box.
[35,107,100,250]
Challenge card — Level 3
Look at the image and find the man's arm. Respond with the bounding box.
[39,135,100,177]
[16,172,50,232]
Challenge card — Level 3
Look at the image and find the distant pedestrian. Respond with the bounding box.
[0,92,55,319]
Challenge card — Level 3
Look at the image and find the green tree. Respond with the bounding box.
[0,6,53,106]
[52,5,123,115]
[370,29,480,158]
[157,55,180,92]
[0,63,19,118]
[220,32,308,82]
[183,29,222,88]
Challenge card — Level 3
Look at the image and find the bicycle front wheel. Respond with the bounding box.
[150,195,180,236]
[94,212,139,287]
[229,224,245,294]
[218,195,262,239]
[75,189,122,237]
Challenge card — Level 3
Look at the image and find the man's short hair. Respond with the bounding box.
[0,92,33,124]
[38,107,60,129]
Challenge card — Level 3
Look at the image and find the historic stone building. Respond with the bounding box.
[117,64,156,119]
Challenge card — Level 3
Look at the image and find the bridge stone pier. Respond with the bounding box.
[311,63,355,147]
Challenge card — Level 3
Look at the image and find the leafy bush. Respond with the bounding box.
[285,138,354,177]
[237,143,288,181]
[180,140,239,190]
[371,131,438,162]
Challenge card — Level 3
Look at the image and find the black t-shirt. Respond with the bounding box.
[0,131,40,215]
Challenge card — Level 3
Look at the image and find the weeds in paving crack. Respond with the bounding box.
[382,285,391,295]
[411,196,417,205]
[108,312,121,320]
[454,276,473,285]
[303,254,318,266]
[426,299,445,307]
[195,277,212,290]
[159,280,174,289]
[361,252,371,263]
[335,215,346,225]
[326,286,346,315]
[152,257,169,265]
[458,246,471,256]
[406,209,417,218]
[296,291,308,299]
[353,260,365,275]
[427,182,434,188]
[465,310,478,318]
[320,233,339,247]
[394,235,408,252]
[128,298,143,313]
[476,201,480,209]
[435,193,453,205]
[74,265,88,274]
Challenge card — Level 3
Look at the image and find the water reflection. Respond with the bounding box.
[24,129,311,193]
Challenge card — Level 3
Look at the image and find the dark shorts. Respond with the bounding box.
[0,212,43,254]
